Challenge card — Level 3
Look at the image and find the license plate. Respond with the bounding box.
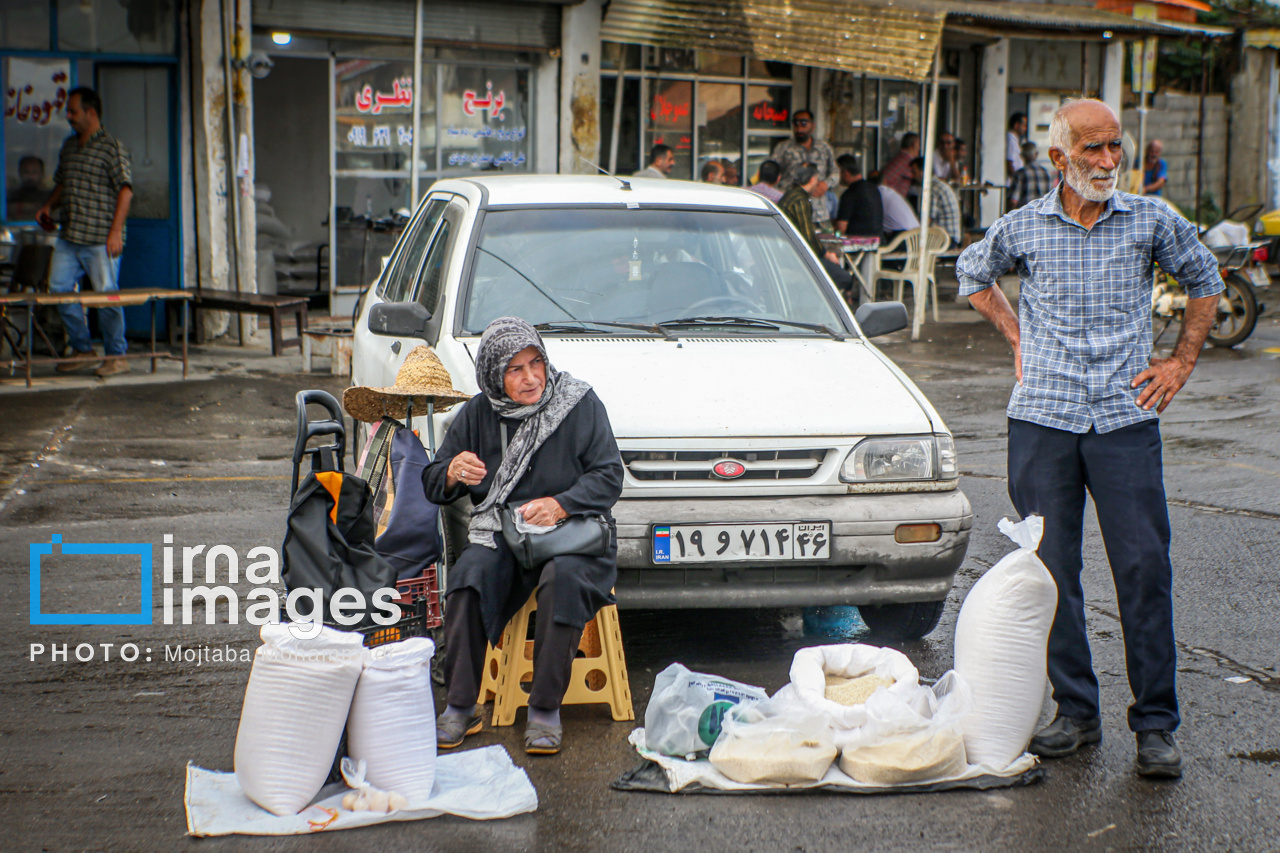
[652,522,831,563]
[1248,266,1271,288]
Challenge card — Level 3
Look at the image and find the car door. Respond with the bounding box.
[352,193,452,389]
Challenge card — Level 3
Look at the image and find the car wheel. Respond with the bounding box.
[859,599,946,641]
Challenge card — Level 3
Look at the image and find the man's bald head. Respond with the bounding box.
[1146,139,1164,160]
[1048,99,1120,157]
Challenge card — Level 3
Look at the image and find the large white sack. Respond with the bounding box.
[347,637,437,804]
[234,624,366,816]
[954,516,1058,769]
[781,644,920,747]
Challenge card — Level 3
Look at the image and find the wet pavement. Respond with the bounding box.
[1,308,1278,852]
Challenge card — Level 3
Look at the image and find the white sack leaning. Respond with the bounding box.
[953,516,1058,769]
[347,637,437,804]
[780,644,920,747]
[234,624,366,816]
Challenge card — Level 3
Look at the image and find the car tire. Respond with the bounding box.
[859,599,946,641]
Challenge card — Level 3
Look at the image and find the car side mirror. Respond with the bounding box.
[369,302,432,338]
[854,301,909,338]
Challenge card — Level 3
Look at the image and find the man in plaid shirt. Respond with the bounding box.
[957,99,1221,780]
[909,156,961,246]
[36,87,134,377]
[1011,141,1056,208]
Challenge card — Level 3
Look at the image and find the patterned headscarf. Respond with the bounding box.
[468,317,592,548]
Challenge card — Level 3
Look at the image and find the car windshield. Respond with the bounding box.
[460,207,847,335]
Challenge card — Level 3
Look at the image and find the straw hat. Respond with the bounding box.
[342,345,471,423]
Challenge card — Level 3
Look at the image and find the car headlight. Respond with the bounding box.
[841,434,959,482]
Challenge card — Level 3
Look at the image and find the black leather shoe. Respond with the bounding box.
[1029,714,1103,758]
[436,707,483,749]
[1135,730,1183,779]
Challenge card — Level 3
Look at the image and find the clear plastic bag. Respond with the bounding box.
[778,643,920,747]
[838,671,971,786]
[709,697,838,785]
[643,663,769,758]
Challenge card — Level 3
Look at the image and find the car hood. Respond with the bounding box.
[539,337,935,439]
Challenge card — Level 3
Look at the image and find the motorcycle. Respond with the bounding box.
[1152,204,1266,348]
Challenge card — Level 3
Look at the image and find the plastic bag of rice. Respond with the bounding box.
[838,671,971,786]
[709,697,837,785]
[777,644,919,747]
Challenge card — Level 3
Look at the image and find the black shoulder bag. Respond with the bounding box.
[497,422,611,569]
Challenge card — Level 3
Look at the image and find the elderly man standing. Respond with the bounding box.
[771,110,839,227]
[36,87,133,376]
[957,99,1222,780]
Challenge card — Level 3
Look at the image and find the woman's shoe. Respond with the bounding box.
[436,707,483,749]
[523,721,563,755]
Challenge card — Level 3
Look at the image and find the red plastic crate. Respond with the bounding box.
[394,564,442,629]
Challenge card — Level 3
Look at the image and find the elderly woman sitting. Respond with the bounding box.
[424,317,623,755]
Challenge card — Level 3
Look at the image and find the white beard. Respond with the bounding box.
[1065,157,1117,202]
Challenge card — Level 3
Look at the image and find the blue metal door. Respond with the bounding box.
[95,63,179,333]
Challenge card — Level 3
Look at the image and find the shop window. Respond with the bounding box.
[98,65,170,219]
[878,80,922,171]
[333,175,412,288]
[747,57,793,82]
[646,78,693,180]
[746,84,791,132]
[600,77,640,174]
[698,51,741,77]
[3,57,69,223]
[645,47,695,73]
[601,43,640,72]
[1,0,50,50]
[697,82,743,185]
[334,60,435,174]
[439,65,530,175]
[57,0,175,55]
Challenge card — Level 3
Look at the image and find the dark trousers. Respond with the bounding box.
[1006,418,1179,733]
[442,560,584,712]
[819,255,854,293]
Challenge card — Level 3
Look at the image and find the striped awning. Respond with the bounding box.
[600,0,946,83]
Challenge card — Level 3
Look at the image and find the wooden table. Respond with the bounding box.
[0,288,191,387]
[167,289,309,357]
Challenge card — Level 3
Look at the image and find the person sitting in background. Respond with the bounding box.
[719,158,739,187]
[700,160,724,184]
[909,156,961,247]
[747,160,783,202]
[1143,140,1167,196]
[876,178,920,244]
[833,154,882,239]
[881,132,919,198]
[934,132,957,181]
[954,138,969,178]
[778,163,853,292]
[1012,141,1056,208]
[635,144,675,179]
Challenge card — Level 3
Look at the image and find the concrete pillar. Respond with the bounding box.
[558,0,603,174]
[1101,40,1124,120]
[535,51,559,174]
[188,0,256,339]
[979,38,1009,227]
[1229,47,1275,211]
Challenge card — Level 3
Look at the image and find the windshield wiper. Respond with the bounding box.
[656,315,845,340]
[535,320,676,341]
[476,246,582,322]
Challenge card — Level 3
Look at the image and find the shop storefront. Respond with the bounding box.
[2,0,181,320]
[250,0,555,312]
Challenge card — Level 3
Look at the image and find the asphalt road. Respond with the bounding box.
[2,310,1277,852]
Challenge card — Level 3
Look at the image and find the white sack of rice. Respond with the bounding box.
[823,673,894,706]
[710,731,838,785]
[838,728,967,786]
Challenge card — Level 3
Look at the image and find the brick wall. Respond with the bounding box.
[1123,92,1227,216]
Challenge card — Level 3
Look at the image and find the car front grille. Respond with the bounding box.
[621,448,830,482]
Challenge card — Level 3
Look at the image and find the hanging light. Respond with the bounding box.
[271,32,292,46]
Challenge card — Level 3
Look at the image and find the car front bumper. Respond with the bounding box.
[610,489,972,609]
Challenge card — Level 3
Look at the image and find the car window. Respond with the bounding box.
[461,208,846,335]
[379,198,448,303]
[414,215,453,312]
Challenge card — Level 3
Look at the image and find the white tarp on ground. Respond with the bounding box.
[623,729,1038,794]
[185,746,537,836]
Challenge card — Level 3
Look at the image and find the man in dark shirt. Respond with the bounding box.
[833,154,883,238]
[36,87,133,376]
[778,163,852,292]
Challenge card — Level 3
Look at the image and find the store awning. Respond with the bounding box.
[600,0,947,83]
[920,0,1233,39]
[1246,28,1280,49]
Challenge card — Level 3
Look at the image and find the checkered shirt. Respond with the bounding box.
[52,128,132,246]
[1012,162,1056,207]
[929,177,961,245]
[771,136,839,225]
[956,189,1223,434]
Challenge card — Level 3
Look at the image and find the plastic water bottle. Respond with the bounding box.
[802,606,869,639]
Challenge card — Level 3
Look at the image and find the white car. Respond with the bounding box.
[351,175,971,639]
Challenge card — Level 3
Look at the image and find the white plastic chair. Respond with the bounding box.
[873,226,951,322]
